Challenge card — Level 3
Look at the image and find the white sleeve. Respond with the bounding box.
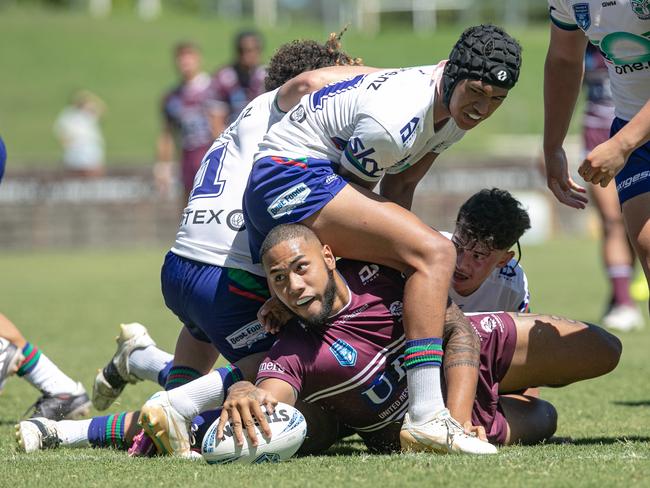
[548,0,579,30]
[515,267,531,312]
[339,115,404,183]
[430,128,465,156]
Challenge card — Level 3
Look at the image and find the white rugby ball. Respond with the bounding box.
[201,402,307,464]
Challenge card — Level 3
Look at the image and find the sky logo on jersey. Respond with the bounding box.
[329,339,357,367]
[572,3,591,30]
[400,117,420,145]
[309,75,365,111]
[344,138,380,178]
[267,183,312,219]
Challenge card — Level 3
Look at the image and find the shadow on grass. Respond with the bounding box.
[549,436,650,446]
[612,400,650,407]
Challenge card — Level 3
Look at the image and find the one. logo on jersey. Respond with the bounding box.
[267,183,312,219]
[631,0,650,19]
[226,320,268,349]
[310,75,365,111]
[290,105,306,123]
[400,117,420,145]
[480,314,503,334]
[344,137,380,178]
[389,301,403,321]
[226,209,245,231]
[572,3,591,30]
[329,339,357,367]
[358,264,380,285]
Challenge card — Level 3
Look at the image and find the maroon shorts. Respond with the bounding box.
[467,312,517,445]
[181,145,211,194]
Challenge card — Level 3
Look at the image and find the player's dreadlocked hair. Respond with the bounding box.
[455,188,530,252]
[264,27,363,91]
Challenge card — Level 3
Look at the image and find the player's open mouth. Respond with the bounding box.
[296,296,315,306]
[453,270,469,281]
[466,112,481,121]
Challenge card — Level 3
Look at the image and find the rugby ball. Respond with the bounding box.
[201,402,307,464]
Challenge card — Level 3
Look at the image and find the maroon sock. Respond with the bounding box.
[608,266,634,306]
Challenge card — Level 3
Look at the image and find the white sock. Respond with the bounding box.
[128,345,173,383]
[407,365,445,424]
[167,371,225,420]
[22,349,79,395]
[56,419,92,448]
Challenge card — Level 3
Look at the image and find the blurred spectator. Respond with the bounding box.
[156,41,221,201]
[211,30,266,135]
[582,44,643,331]
[53,90,106,178]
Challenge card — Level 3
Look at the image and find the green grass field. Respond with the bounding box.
[1,238,649,487]
[0,7,567,167]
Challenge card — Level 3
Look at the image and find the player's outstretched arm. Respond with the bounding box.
[217,379,294,447]
[442,300,481,429]
[543,24,589,209]
[276,65,380,113]
[579,99,650,187]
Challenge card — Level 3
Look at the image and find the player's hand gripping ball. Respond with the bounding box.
[201,402,307,464]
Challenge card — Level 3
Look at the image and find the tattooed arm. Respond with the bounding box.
[442,298,480,426]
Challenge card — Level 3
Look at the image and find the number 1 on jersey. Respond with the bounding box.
[189,143,227,201]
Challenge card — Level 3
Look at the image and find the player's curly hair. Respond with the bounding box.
[265,27,363,91]
[455,188,530,251]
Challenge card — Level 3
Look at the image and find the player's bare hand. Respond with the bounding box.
[578,137,627,188]
[258,297,292,334]
[463,420,488,442]
[217,381,278,447]
[543,147,588,209]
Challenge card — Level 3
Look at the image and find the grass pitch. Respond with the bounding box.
[1,238,650,486]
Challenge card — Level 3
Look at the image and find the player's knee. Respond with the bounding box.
[418,231,456,271]
[585,323,622,375]
[526,399,557,444]
[601,214,625,238]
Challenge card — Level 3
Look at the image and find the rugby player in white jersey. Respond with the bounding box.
[446,188,531,313]
[543,1,650,320]
[89,36,375,412]
[242,24,522,453]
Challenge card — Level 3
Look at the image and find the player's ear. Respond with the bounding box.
[321,244,336,270]
[496,250,514,268]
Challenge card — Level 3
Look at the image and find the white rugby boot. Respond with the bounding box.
[15,417,61,453]
[400,409,497,455]
[138,391,200,459]
[92,322,155,411]
[0,337,23,393]
[602,304,644,332]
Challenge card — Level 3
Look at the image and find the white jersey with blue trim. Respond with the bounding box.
[171,89,284,276]
[256,63,466,183]
[441,232,531,313]
[548,0,650,121]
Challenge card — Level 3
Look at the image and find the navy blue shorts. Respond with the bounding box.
[612,117,650,204]
[243,156,348,263]
[160,251,274,362]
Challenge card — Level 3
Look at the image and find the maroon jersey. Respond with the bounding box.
[162,72,217,151]
[257,260,517,444]
[212,65,266,124]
